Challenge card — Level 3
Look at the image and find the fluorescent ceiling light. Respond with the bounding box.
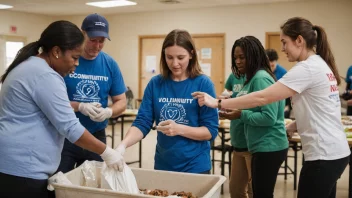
[0,4,13,9]
[86,0,137,8]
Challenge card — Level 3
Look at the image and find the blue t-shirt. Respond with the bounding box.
[274,64,287,80]
[132,75,219,173]
[0,56,85,179]
[346,66,352,89]
[64,52,126,133]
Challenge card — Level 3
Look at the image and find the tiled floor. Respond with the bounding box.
[106,121,350,198]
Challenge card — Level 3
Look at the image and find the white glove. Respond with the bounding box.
[115,143,126,156]
[89,107,113,122]
[100,146,124,171]
[78,102,102,116]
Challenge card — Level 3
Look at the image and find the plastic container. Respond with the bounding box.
[52,163,226,198]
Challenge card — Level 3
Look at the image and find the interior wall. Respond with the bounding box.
[0,10,54,76]
[1,0,351,96]
[60,0,352,96]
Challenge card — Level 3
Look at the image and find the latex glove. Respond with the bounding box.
[78,102,102,117]
[90,107,113,122]
[115,143,126,156]
[156,120,183,136]
[100,146,124,171]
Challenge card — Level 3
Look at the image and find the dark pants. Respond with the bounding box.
[347,106,352,115]
[251,148,288,198]
[0,172,55,198]
[56,129,106,174]
[297,156,349,198]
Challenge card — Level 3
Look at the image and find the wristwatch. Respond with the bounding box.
[218,99,222,109]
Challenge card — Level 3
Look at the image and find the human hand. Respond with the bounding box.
[191,91,218,108]
[219,109,242,120]
[89,107,113,122]
[285,120,297,138]
[100,146,124,171]
[156,120,183,136]
[78,102,101,116]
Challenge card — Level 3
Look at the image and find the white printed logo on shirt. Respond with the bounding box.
[233,84,243,92]
[73,80,101,102]
[159,98,190,124]
[326,73,340,104]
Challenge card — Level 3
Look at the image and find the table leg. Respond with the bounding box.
[349,147,352,198]
[111,119,115,148]
[121,116,124,141]
[294,142,298,191]
[221,128,225,194]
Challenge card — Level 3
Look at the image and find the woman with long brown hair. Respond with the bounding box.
[193,17,350,198]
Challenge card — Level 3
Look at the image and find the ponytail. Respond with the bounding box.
[314,25,341,85]
[1,41,41,83]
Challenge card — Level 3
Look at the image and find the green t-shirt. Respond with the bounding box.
[237,70,288,153]
[224,74,247,149]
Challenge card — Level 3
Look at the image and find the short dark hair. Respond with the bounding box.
[160,29,201,78]
[231,36,276,84]
[265,49,279,62]
[1,20,84,83]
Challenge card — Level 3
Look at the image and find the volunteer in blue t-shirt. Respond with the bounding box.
[113,29,219,174]
[266,49,292,118]
[57,13,127,173]
[345,65,352,115]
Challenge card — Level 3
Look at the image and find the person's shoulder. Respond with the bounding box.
[26,56,61,78]
[99,51,118,64]
[193,74,214,84]
[253,70,275,82]
[277,64,287,72]
[150,74,163,83]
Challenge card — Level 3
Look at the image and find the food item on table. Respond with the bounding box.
[171,191,197,198]
[140,189,197,198]
[284,119,293,126]
[344,127,352,132]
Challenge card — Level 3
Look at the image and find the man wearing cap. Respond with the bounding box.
[56,13,127,173]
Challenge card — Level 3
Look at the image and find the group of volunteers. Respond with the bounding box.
[0,10,348,198]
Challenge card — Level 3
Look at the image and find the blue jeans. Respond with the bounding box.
[56,129,106,174]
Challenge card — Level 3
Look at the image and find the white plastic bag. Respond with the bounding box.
[101,162,139,194]
[47,171,73,191]
[81,160,101,188]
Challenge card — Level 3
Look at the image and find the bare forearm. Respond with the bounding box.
[74,130,106,154]
[110,99,127,118]
[179,125,212,141]
[121,126,144,148]
[222,90,269,110]
[221,82,294,110]
[70,101,80,112]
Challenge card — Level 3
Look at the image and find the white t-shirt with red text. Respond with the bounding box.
[279,55,350,161]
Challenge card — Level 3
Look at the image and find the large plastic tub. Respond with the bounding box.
[52,163,226,198]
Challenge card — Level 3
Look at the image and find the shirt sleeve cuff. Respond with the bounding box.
[66,123,85,143]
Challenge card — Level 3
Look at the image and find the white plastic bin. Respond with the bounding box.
[52,162,226,198]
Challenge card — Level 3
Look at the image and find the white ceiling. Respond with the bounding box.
[0,0,322,16]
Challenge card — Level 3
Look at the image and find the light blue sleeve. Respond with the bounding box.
[131,77,155,137]
[198,76,219,141]
[31,73,85,143]
[109,60,127,96]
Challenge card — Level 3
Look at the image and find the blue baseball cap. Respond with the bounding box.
[81,13,110,40]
